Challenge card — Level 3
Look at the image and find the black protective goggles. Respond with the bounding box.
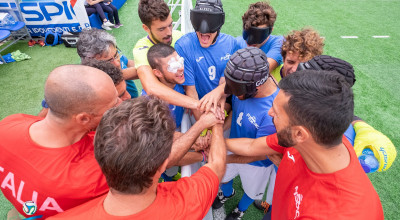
[243,26,272,45]
[190,10,225,33]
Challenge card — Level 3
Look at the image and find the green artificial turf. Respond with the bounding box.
[0,0,399,219]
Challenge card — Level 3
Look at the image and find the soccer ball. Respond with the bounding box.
[23,201,37,215]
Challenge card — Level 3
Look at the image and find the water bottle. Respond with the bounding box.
[358,148,379,173]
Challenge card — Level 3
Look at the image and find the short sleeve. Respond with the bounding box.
[265,36,283,65]
[266,133,285,154]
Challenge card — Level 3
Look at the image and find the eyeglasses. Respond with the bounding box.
[106,47,121,62]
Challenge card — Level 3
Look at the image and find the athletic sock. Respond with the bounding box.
[221,180,234,197]
[238,192,254,212]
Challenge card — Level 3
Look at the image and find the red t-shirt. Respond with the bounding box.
[0,114,108,219]
[266,134,384,220]
[48,166,219,220]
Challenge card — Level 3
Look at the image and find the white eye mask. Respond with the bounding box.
[167,56,184,73]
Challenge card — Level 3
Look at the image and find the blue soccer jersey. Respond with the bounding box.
[175,32,239,99]
[230,88,280,167]
[236,35,284,66]
[142,84,185,128]
[120,55,139,98]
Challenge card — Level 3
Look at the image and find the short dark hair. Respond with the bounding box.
[138,0,170,27]
[242,1,277,30]
[147,43,176,70]
[279,70,354,147]
[94,96,175,194]
[81,59,124,85]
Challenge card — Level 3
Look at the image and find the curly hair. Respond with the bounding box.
[281,28,325,61]
[138,0,170,27]
[242,1,277,30]
[81,59,124,86]
[77,29,116,59]
[94,96,175,194]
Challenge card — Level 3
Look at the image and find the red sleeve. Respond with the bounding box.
[266,133,285,154]
[180,166,219,219]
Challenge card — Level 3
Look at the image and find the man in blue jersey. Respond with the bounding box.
[175,0,238,119]
[143,43,215,181]
[212,47,279,220]
[237,1,283,74]
[143,44,186,129]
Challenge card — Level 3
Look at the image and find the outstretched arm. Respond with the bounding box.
[226,134,282,157]
[167,112,223,168]
[138,65,198,109]
[204,124,226,181]
[121,67,138,80]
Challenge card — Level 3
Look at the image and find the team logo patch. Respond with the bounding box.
[196,56,204,62]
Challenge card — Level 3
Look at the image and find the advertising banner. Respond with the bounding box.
[0,0,90,37]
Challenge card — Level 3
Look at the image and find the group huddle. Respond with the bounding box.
[0,0,392,219]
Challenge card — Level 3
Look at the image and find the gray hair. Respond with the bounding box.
[77,28,117,59]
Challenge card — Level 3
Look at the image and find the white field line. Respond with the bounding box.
[372,36,390,38]
[341,36,359,39]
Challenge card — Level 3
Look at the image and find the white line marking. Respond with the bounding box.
[341,36,359,39]
[372,35,390,38]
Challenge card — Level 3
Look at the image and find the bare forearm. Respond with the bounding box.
[185,86,202,119]
[167,121,208,168]
[122,67,138,80]
[226,154,266,164]
[226,136,276,156]
[174,152,203,166]
[267,58,278,73]
[204,125,226,181]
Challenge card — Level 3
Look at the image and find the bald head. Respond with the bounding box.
[45,65,117,119]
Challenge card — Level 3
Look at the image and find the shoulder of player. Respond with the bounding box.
[0,113,39,127]
[48,195,105,219]
[268,35,284,43]
[133,36,152,51]
[218,33,236,42]
[175,32,197,46]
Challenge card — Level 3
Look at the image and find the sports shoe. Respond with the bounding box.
[101,24,112,31]
[114,23,123,28]
[226,207,245,220]
[28,39,36,47]
[37,40,45,47]
[253,200,271,214]
[212,189,235,209]
[103,20,114,27]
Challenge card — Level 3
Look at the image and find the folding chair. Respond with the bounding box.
[0,29,11,63]
[0,0,31,64]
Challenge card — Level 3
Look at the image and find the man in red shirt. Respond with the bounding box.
[0,65,121,219]
[49,96,226,219]
[226,70,384,219]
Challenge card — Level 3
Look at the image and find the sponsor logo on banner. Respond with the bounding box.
[0,0,90,36]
